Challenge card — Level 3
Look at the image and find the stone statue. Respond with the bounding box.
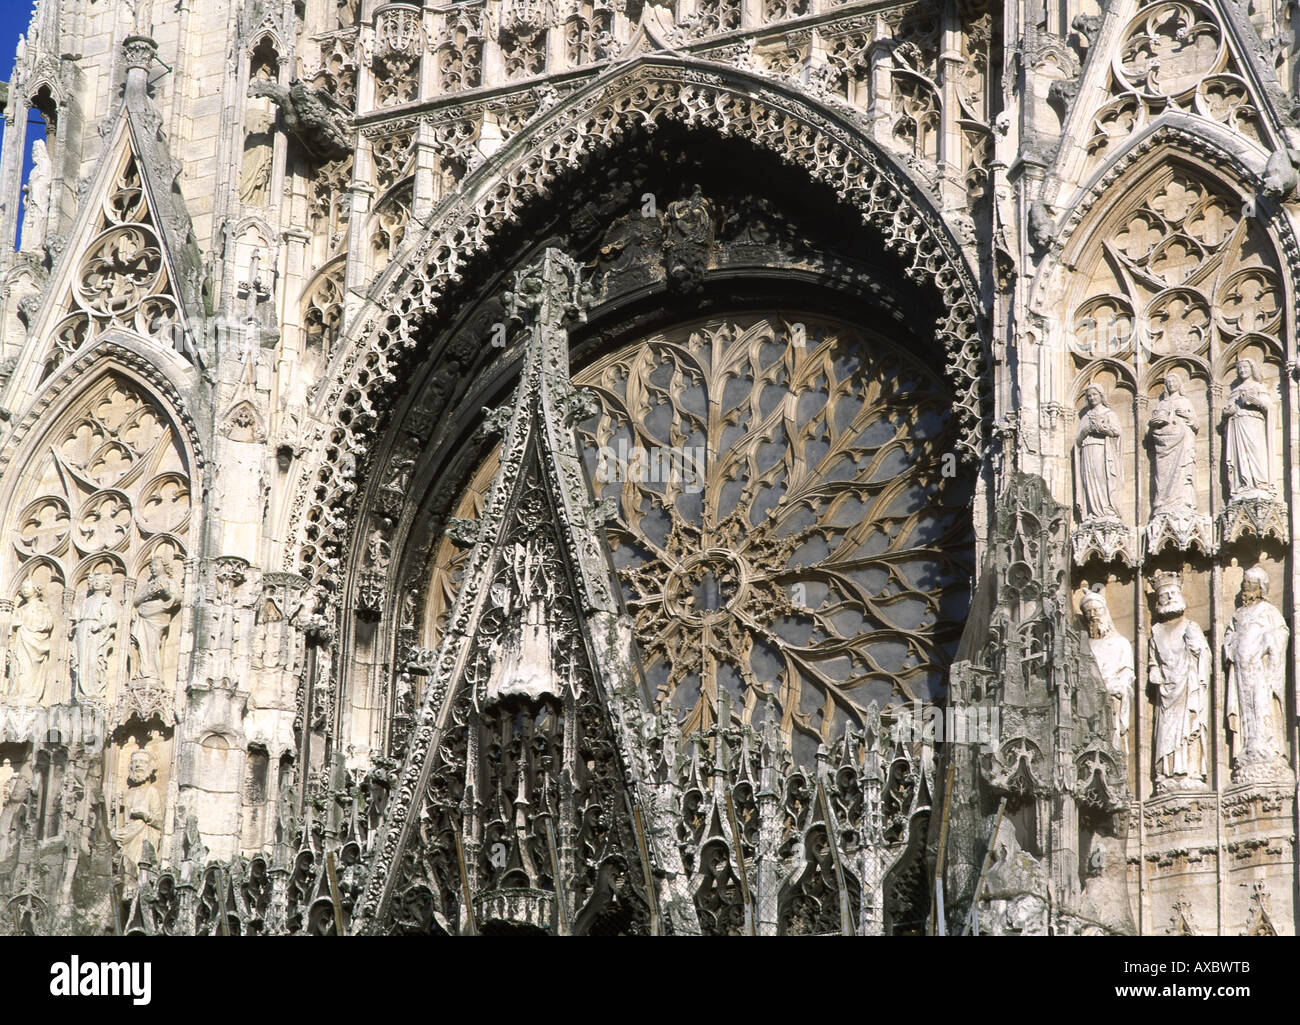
[484,540,562,705]
[1080,587,1133,751]
[131,557,180,683]
[238,113,274,207]
[365,520,392,572]
[0,767,32,863]
[1223,358,1275,501]
[7,581,54,705]
[1148,572,1209,791]
[56,772,84,841]
[19,137,51,253]
[1147,373,1198,514]
[1072,385,1123,523]
[111,750,163,871]
[1224,567,1290,781]
[71,573,117,702]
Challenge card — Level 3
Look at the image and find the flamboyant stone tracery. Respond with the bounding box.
[0,0,1297,937]
[427,313,973,765]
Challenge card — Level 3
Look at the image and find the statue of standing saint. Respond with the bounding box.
[1148,572,1210,791]
[131,558,180,684]
[1223,358,1275,501]
[111,750,163,871]
[71,573,117,702]
[1224,567,1290,781]
[238,111,274,207]
[19,137,51,253]
[7,581,54,705]
[1147,373,1199,514]
[1073,385,1123,523]
[1080,587,1133,752]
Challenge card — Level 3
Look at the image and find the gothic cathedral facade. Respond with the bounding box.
[0,0,1296,936]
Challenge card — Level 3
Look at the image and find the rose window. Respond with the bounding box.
[425,314,973,761]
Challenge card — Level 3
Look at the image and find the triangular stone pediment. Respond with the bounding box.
[10,56,204,406]
[1045,0,1295,210]
[353,249,697,936]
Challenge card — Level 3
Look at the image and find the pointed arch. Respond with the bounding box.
[285,54,990,588]
[0,337,205,493]
[0,350,201,718]
[0,348,204,590]
[1031,122,1298,365]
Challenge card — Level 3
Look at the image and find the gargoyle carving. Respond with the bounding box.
[1027,200,1055,252]
[249,78,353,164]
[1261,147,1300,200]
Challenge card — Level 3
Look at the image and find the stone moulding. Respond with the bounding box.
[0,339,206,487]
[1070,519,1137,568]
[1218,495,1289,547]
[1143,508,1216,560]
[1032,118,1300,331]
[287,55,991,591]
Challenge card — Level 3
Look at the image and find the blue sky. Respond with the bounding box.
[1,1,44,246]
[0,1,34,82]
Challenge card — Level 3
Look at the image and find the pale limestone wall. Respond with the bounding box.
[0,0,1294,934]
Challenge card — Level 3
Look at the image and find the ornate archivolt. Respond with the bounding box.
[288,57,989,594]
[423,313,973,759]
[358,252,942,936]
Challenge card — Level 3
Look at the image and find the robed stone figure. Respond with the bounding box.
[1081,587,1133,751]
[1147,373,1198,514]
[1073,385,1123,522]
[131,557,180,683]
[111,750,163,871]
[72,573,117,702]
[1148,572,1209,790]
[1223,358,1275,501]
[7,581,53,705]
[1225,567,1290,778]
